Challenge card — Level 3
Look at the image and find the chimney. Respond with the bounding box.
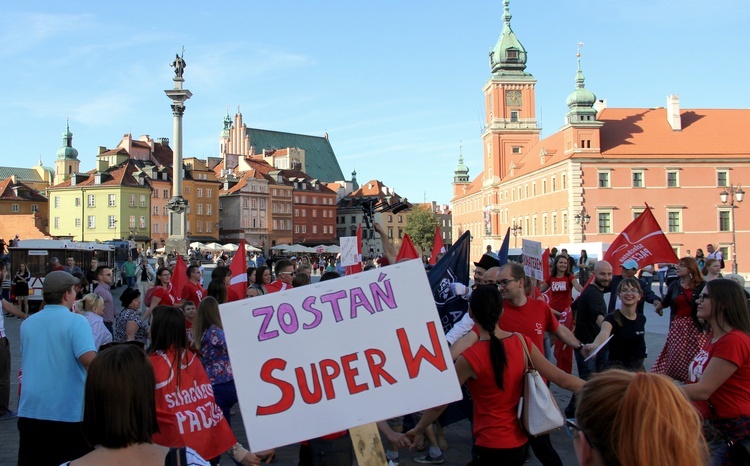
[98,146,107,154]
[593,99,607,114]
[97,158,108,172]
[667,94,681,131]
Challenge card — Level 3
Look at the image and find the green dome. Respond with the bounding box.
[566,69,596,108]
[490,0,527,74]
[56,121,79,160]
[220,110,232,138]
[454,149,469,183]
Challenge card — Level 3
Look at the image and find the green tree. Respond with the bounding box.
[404,206,439,253]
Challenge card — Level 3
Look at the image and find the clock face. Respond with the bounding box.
[506,90,522,107]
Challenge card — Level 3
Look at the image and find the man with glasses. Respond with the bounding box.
[93,266,115,335]
[266,259,294,294]
[17,271,96,465]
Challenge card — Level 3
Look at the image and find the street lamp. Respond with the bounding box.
[720,185,744,274]
[574,210,591,242]
[511,222,523,248]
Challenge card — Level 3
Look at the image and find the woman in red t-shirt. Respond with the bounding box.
[145,268,180,321]
[539,255,583,374]
[682,279,750,465]
[539,255,583,316]
[406,285,584,466]
[651,257,709,383]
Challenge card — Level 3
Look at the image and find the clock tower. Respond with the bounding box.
[482,0,541,183]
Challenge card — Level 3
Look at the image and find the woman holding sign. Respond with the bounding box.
[149,305,266,465]
[581,278,647,371]
[406,285,584,466]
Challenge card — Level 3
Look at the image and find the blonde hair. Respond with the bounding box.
[77,293,104,315]
[576,370,708,466]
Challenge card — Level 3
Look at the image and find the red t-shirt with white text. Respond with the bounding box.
[545,274,574,312]
[688,329,750,419]
[182,281,206,305]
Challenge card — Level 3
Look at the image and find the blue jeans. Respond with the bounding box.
[658,270,667,296]
[125,275,136,289]
[565,348,608,417]
[574,345,608,380]
[212,380,238,427]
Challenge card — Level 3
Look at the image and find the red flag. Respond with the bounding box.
[428,225,445,265]
[169,255,188,298]
[602,204,679,268]
[396,234,420,261]
[228,240,248,298]
[151,350,236,459]
[542,248,551,281]
[345,224,363,275]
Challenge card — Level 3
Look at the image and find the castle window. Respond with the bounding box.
[506,49,519,60]
[510,111,519,122]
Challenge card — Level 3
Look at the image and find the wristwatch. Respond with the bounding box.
[576,342,585,352]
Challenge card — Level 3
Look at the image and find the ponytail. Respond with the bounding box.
[488,332,507,390]
[469,285,506,390]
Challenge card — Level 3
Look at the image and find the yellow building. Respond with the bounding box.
[183,157,221,243]
[48,159,152,244]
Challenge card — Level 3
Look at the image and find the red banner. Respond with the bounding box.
[396,234,420,261]
[151,349,236,459]
[602,204,679,268]
[228,240,248,298]
[428,225,445,265]
[170,255,188,298]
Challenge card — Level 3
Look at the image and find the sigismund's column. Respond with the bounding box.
[165,51,192,256]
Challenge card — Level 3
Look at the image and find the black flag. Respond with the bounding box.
[427,231,471,336]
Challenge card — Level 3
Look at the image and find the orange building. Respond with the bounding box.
[453,1,750,273]
[0,176,48,238]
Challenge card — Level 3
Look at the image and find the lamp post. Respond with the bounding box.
[720,185,744,274]
[574,210,591,242]
[511,222,523,248]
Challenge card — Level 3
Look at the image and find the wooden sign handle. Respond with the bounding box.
[349,422,388,466]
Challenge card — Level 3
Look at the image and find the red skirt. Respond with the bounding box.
[650,316,708,383]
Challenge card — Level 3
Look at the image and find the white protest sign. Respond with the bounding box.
[339,236,360,267]
[220,259,462,452]
[522,239,545,280]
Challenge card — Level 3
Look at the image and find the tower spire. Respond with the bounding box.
[490,0,528,74]
[566,42,598,124]
[453,143,469,183]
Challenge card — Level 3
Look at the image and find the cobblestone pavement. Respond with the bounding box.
[0,283,670,466]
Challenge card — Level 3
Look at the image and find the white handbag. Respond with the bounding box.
[515,333,565,436]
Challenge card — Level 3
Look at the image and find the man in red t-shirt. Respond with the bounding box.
[182,265,206,305]
[265,259,294,294]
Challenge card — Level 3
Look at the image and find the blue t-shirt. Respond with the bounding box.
[19,304,96,422]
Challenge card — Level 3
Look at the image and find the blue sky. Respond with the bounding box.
[1,1,748,205]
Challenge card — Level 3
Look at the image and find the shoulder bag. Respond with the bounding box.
[516,333,565,436]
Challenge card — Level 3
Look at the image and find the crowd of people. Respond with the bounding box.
[0,234,748,465]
